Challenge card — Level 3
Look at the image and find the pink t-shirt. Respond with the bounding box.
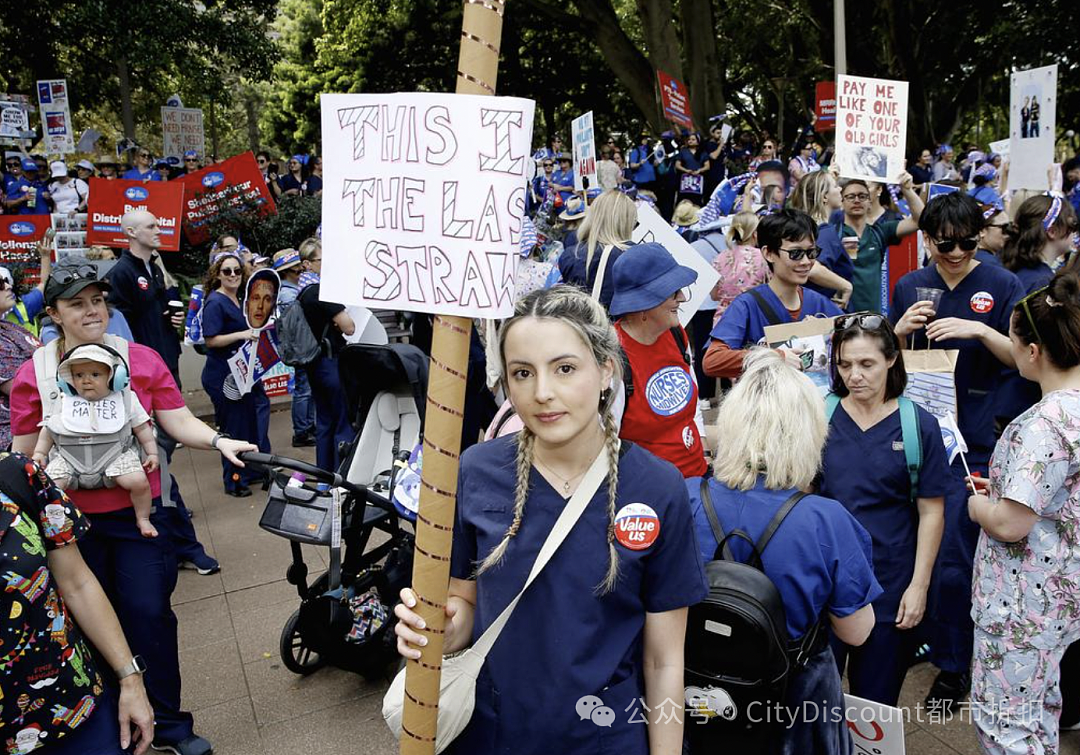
[11,342,186,514]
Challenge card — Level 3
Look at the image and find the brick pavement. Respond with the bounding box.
[165,406,1079,755]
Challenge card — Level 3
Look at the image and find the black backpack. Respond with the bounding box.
[684,478,824,750]
[277,286,329,367]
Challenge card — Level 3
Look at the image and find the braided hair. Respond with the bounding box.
[475,285,624,593]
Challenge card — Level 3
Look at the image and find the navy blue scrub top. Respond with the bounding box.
[995,262,1053,426]
[818,401,952,622]
[710,284,843,350]
[975,249,1002,267]
[200,290,247,381]
[687,478,882,640]
[889,262,1025,465]
[809,222,855,301]
[451,437,707,755]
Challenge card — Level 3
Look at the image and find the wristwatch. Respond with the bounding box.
[116,655,147,680]
[211,432,230,449]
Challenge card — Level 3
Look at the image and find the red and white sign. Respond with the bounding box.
[86,179,186,251]
[0,215,51,285]
[815,81,837,131]
[970,291,995,314]
[658,71,693,129]
[614,503,661,551]
[844,694,905,755]
[178,151,276,245]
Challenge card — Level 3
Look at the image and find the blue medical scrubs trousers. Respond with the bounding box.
[831,621,920,706]
[78,505,194,744]
[306,355,353,473]
[156,428,215,566]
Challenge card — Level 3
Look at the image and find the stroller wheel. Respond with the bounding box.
[280,609,326,675]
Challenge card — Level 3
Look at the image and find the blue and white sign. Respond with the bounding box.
[645,366,693,417]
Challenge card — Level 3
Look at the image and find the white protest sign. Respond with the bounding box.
[0,101,30,139]
[835,75,908,184]
[989,138,1010,159]
[36,80,75,154]
[1009,64,1057,191]
[320,92,535,319]
[845,694,906,755]
[162,107,205,160]
[630,203,719,327]
[572,111,597,192]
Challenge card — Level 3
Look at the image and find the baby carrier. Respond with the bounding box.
[32,337,141,490]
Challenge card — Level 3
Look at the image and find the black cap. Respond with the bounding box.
[44,255,111,308]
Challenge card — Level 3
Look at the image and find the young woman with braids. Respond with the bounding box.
[394,286,707,754]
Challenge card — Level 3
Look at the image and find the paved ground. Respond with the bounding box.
[166,403,1079,755]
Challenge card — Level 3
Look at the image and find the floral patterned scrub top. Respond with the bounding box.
[0,452,104,753]
[709,244,768,325]
[972,389,1080,650]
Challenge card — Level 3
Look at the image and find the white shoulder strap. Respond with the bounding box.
[590,244,615,301]
[33,340,63,420]
[102,335,136,417]
[469,443,615,659]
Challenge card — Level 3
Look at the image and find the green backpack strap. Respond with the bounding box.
[824,393,840,422]
[897,397,921,503]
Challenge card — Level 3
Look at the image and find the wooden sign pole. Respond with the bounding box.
[399,2,505,754]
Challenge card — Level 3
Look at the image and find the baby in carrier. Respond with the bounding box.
[32,344,160,538]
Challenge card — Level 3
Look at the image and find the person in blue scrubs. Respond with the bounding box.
[199,254,271,496]
[557,190,637,310]
[551,155,576,206]
[891,192,1026,710]
[703,208,843,378]
[3,158,51,214]
[121,148,162,182]
[689,349,881,753]
[395,286,707,754]
[974,204,1009,267]
[819,313,949,705]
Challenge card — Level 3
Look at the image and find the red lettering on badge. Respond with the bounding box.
[137,276,149,291]
[614,503,661,550]
[970,291,994,314]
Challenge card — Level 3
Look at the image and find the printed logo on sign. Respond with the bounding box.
[644,366,693,417]
[970,291,994,314]
[202,172,225,188]
[614,503,661,551]
[9,223,34,237]
[124,187,149,202]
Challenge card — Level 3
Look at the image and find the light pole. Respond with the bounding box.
[835,0,847,76]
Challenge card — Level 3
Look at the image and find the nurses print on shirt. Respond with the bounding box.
[644,366,693,416]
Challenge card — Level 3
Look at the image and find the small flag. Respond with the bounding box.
[938,412,968,464]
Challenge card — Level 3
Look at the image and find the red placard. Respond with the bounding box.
[178,151,276,245]
[888,235,920,303]
[0,215,51,285]
[815,81,837,131]
[658,70,694,129]
[86,179,186,251]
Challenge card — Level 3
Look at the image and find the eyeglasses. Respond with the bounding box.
[51,265,98,286]
[5,161,20,167]
[843,192,870,201]
[185,158,198,163]
[138,152,151,158]
[931,237,979,254]
[778,246,822,261]
[835,312,887,332]
[543,163,553,168]
[220,267,242,277]
[1017,286,1048,343]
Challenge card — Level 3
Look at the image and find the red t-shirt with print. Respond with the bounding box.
[616,323,707,478]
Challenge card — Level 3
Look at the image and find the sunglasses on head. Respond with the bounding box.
[778,245,822,261]
[835,312,887,332]
[1017,285,1049,343]
[51,265,98,286]
[932,236,979,253]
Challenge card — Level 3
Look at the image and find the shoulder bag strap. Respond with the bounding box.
[754,490,809,556]
[699,477,735,562]
[470,441,615,658]
[590,244,614,302]
[898,397,921,503]
[748,288,784,327]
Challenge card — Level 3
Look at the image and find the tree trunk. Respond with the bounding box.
[634,0,683,80]
[679,0,726,129]
[244,87,260,152]
[116,57,136,141]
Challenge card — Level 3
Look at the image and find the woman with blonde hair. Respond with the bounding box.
[557,189,638,308]
[788,169,842,225]
[394,285,706,754]
[687,349,881,753]
[709,211,768,324]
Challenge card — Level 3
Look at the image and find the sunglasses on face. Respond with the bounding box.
[932,237,979,253]
[5,161,19,167]
[543,163,553,168]
[51,265,98,285]
[778,245,822,261]
[220,267,242,277]
[185,158,198,162]
[139,152,151,158]
[0,279,10,291]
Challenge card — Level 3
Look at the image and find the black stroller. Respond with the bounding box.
[241,342,427,679]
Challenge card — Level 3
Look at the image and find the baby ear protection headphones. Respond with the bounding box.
[56,343,131,397]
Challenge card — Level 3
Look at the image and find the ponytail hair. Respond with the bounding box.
[1012,270,1080,369]
[1001,195,1078,273]
[726,211,760,247]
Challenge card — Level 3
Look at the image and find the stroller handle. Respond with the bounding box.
[238,451,368,499]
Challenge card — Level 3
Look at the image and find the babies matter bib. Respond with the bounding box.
[60,391,127,434]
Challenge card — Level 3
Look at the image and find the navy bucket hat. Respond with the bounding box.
[608,242,697,318]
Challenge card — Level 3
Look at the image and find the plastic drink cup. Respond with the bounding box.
[915,287,945,318]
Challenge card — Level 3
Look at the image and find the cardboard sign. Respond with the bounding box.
[658,70,693,129]
[989,138,1010,159]
[902,349,959,419]
[0,216,50,282]
[161,107,205,161]
[36,79,74,154]
[319,92,536,319]
[835,75,908,184]
[244,269,280,331]
[86,178,186,251]
[844,694,906,755]
[571,111,597,192]
[178,151,276,245]
[1009,64,1057,191]
[815,81,837,131]
[630,203,719,327]
[0,101,31,140]
[764,316,836,396]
